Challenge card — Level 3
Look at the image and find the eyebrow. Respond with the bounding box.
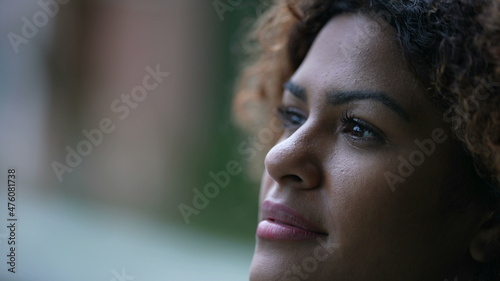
[283,81,307,102]
[327,91,410,122]
[284,80,411,122]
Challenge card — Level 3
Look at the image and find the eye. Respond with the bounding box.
[275,106,307,130]
[340,111,385,144]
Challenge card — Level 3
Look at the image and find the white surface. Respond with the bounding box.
[0,196,253,281]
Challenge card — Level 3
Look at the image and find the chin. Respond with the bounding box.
[249,239,336,281]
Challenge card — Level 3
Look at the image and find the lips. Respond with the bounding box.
[256,200,327,241]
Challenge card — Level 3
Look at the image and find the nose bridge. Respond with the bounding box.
[269,121,316,162]
[265,122,322,189]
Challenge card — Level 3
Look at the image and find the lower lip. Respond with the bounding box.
[256,220,325,241]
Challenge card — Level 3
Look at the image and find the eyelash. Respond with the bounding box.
[275,106,307,129]
[340,111,385,144]
[275,106,385,144]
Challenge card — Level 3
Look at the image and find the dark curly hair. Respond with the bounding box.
[234,0,500,279]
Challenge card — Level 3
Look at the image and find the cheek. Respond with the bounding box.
[323,150,396,228]
[315,149,448,276]
[324,142,447,211]
[327,144,446,226]
[322,144,450,249]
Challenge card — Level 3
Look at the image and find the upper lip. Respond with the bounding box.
[261,200,327,235]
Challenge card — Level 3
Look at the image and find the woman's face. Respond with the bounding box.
[250,13,484,281]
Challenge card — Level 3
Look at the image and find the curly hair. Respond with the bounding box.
[233,0,500,279]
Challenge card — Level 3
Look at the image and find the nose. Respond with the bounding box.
[264,129,322,190]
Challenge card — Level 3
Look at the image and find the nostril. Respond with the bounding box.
[283,174,302,182]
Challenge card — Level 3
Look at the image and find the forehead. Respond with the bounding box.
[291,13,425,104]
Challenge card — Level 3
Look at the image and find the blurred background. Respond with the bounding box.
[0,0,267,280]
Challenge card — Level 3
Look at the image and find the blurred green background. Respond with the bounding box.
[0,1,267,280]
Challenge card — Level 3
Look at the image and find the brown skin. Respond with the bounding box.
[250,13,487,281]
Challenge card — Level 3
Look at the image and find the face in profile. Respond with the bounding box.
[250,13,487,281]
